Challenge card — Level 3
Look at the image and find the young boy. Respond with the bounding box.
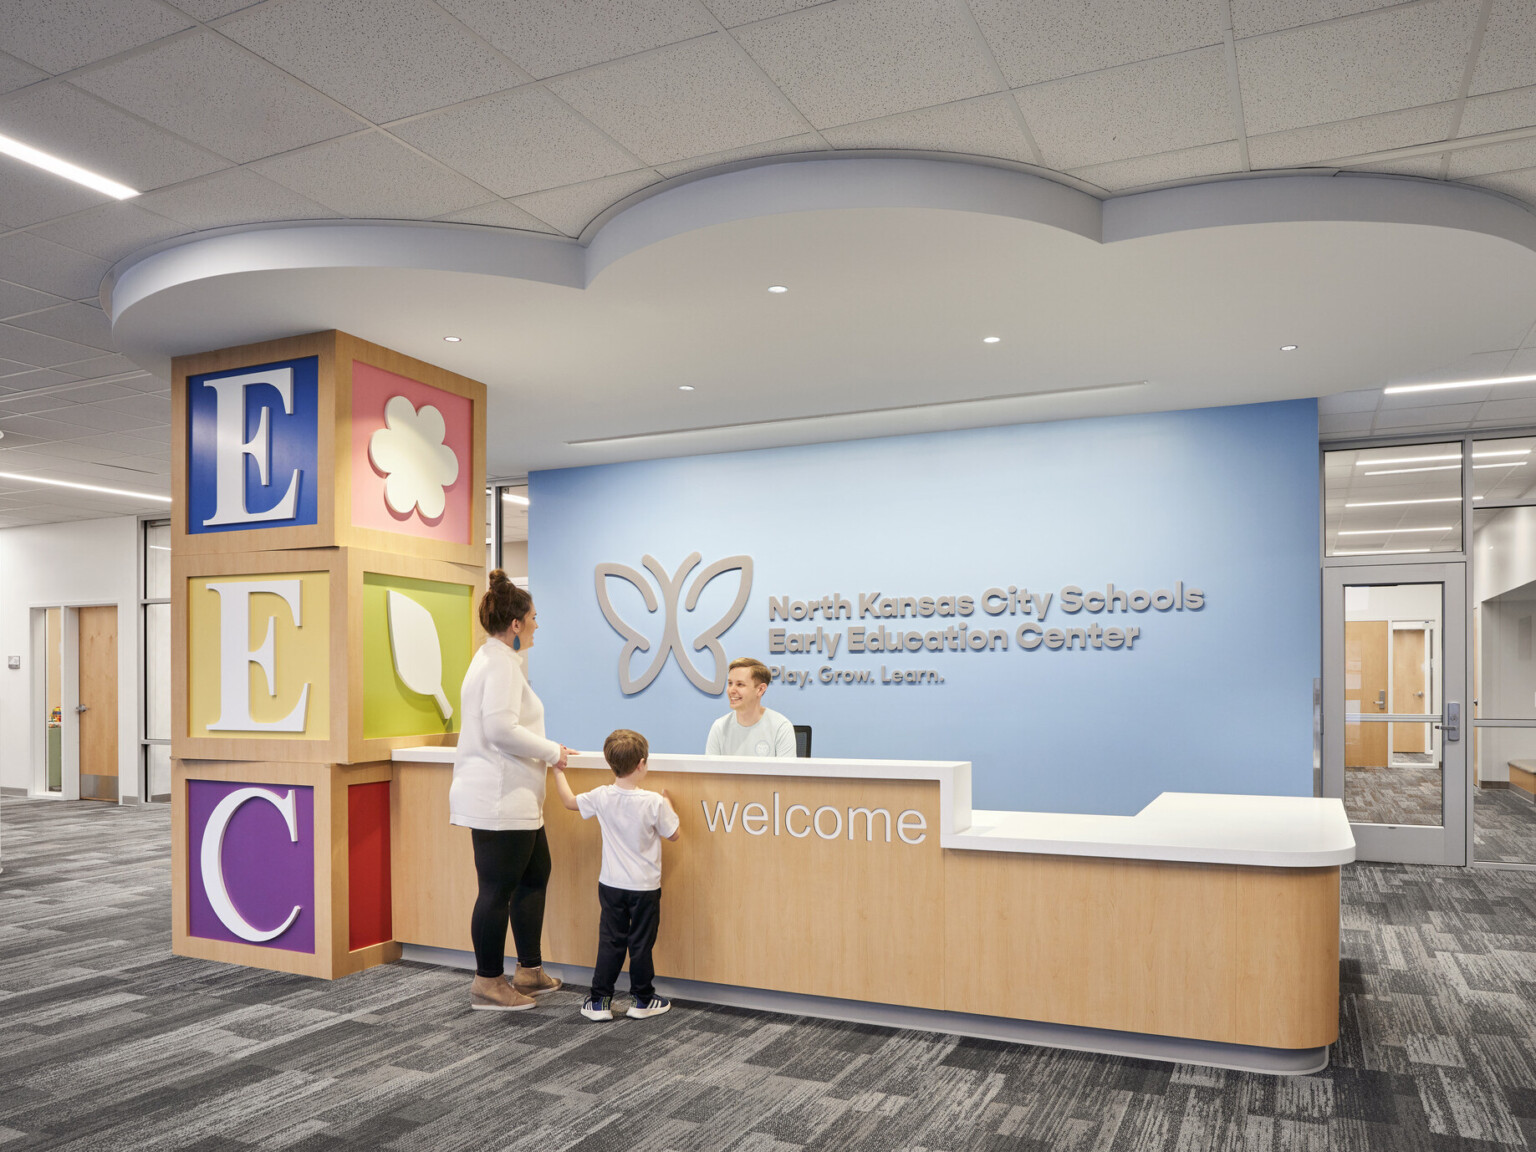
[551,729,681,1021]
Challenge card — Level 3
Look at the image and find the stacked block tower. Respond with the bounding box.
[170,331,487,978]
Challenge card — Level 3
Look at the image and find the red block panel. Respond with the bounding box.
[348,781,392,951]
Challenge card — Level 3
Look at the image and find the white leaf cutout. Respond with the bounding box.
[368,395,460,520]
[386,589,451,720]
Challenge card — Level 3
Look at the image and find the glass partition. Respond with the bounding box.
[1324,442,1463,557]
[500,484,528,588]
[1472,435,1536,503]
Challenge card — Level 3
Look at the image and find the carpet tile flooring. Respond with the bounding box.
[3,798,1536,1150]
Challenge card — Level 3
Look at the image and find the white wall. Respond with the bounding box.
[0,517,141,800]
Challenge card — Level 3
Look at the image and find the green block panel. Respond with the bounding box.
[363,572,473,740]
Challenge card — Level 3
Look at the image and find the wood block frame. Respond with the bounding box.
[172,547,485,764]
[172,330,487,565]
[171,758,402,980]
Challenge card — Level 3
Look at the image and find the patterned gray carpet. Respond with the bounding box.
[1475,785,1536,865]
[4,797,1536,1151]
[1345,765,1443,826]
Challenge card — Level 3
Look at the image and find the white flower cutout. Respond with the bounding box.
[368,395,461,520]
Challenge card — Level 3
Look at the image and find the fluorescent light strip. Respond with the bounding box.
[567,381,1147,447]
[1344,497,1480,507]
[1384,372,1536,395]
[502,492,529,505]
[1357,449,1531,466]
[1363,462,1528,476]
[0,471,170,502]
[1337,526,1453,535]
[1333,548,1433,555]
[0,132,138,199]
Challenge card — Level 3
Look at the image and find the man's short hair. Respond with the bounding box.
[728,657,771,688]
[603,729,648,777]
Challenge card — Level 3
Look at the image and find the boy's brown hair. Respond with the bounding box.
[603,729,649,777]
[728,656,771,687]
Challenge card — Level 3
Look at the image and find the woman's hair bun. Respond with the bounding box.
[488,568,510,587]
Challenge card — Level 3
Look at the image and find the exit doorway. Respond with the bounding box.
[32,603,120,802]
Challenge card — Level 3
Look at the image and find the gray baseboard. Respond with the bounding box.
[399,944,1329,1076]
[1,786,28,797]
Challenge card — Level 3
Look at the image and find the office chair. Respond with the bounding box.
[793,725,812,758]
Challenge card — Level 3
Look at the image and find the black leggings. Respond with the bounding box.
[469,827,551,978]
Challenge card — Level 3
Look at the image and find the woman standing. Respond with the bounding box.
[451,570,573,1011]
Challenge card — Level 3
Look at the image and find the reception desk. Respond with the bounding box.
[391,750,1353,1074]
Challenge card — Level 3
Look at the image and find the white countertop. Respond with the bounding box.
[393,747,1354,868]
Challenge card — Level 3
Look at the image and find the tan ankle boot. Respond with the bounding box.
[511,965,562,995]
[471,974,536,1012]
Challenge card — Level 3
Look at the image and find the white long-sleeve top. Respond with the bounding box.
[449,635,562,831]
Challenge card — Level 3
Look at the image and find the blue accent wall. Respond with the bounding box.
[529,399,1320,816]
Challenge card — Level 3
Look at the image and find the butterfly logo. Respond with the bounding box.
[595,553,753,695]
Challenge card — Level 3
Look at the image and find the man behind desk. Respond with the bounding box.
[706,657,796,757]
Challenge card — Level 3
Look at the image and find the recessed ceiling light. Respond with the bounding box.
[679,385,695,391]
[1280,345,1298,351]
[767,285,788,293]
[0,471,169,501]
[0,131,138,199]
[1384,372,1536,395]
[443,336,461,342]
[982,336,1001,344]
[502,492,529,506]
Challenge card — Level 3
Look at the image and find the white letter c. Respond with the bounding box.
[199,787,303,943]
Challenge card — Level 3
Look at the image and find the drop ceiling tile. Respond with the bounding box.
[1447,137,1536,179]
[0,355,44,377]
[1318,388,1382,415]
[1069,139,1241,191]
[512,168,662,237]
[1470,0,1536,97]
[1017,46,1231,170]
[0,411,97,438]
[0,0,193,73]
[548,34,808,165]
[0,321,103,367]
[437,0,716,78]
[0,393,80,413]
[71,30,362,164]
[1373,402,1482,430]
[0,81,227,191]
[1320,411,1375,435]
[0,49,45,94]
[96,392,170,421]
[0,368,70,390]
[653,131,826,178]
[1352,155,1447,177]
[138,167,336,231]
[1473,396,1536,424]
[820,92,1034,163]
[1459,87,1536,138]
[40,403,162,432]
[969,0,1221,88]
[4,302,112,350]
[27,201,189,262]
[1248,103,1454,168]
[51,356,145,382]
[0,279,65,319]
[251,130,493,219]
[734,0,999,129]
[391,86,641,198]
[0,234,106,302]
[1230,0,1405,38]
[435,200,560,233]
[703,0,821,25]
[0,155,109,228]
[68,430,167,454]
[223,0,527,124]
[1465,167,1536,210]
[167,0,261,17]
[1236,0,1482,136]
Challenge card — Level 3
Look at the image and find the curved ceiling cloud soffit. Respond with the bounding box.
[105,156,1536,328]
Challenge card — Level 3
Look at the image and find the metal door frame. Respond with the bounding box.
[1323,562,1467,866]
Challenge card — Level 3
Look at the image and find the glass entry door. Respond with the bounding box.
[1323,563,1467,865]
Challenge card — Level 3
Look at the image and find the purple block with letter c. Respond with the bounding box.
[187,780,316,953]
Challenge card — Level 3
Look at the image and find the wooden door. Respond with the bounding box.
[1392,629,1428,754]
[1344,620,1388,768]
[78,606,118,802]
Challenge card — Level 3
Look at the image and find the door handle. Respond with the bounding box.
[1377,690,1386,711]
[1442,702,1460,742]
[75,705,88,713]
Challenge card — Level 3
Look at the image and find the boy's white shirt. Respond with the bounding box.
[576,784,680,891]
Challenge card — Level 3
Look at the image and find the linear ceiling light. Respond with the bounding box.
[0,132,138,199]
[1337,526,1453,535]
[1344,496,1480,507]
[1357,449,1531,466]
[502,492,529,505]
[0,470,169,501]
[1384,373,1536,395]
[1333,548,1432,555]
[1364,461,1527,476]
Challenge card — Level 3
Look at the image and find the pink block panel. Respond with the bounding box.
[350,361,473,543]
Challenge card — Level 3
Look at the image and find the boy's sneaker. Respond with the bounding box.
[580,995,613,1021]
[626,994,671,1019]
